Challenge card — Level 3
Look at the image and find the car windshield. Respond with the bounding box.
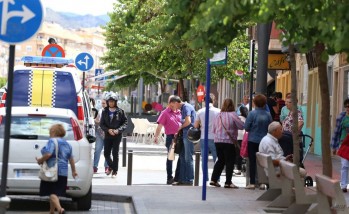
[0,116,74,140]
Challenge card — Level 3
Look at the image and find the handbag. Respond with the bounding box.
[168,141,175,160]
[240,132,248,158]
[220,115,240,149]
[174,130,183,154]
[337,134,349,160]
[39,138,59,182]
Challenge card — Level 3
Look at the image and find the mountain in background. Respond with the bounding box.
[44,8,110,29]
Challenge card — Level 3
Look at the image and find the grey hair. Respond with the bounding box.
[268,121,282,134]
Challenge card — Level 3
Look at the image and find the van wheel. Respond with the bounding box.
[73,185,92,211]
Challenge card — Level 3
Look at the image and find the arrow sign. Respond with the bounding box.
[0,0,43,44]
[75,52,94,72]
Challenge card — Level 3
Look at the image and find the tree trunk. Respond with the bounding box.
[314,42,332,177]
[289,44,301,167]
[190,78,199,110]
[179,78,186,101]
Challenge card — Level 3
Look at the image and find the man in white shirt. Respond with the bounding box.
[259,122,290,165]
[194,96,220,180]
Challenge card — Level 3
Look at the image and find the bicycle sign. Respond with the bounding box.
[0,0,43,44]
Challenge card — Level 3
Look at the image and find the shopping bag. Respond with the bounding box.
[337,134,349,160]
[240,132,248,158]
[168,141,175,161]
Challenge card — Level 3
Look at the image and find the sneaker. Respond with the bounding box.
[105,167,109,174]
[342,188,347,193]
[105,168,112,176]
[112,170,117,176]
[93,167,98,173]
[172,181,180,186]
[167,178,174,185]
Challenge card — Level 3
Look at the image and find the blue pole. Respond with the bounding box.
[202,58,211,201]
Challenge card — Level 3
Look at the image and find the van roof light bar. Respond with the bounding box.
[21,56,74,68]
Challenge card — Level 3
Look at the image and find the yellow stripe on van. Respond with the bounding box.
[41,70,54,107]
[30,70,44,107]
[30,70,54,107]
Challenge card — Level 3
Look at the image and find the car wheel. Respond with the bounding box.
[73,185,92,211]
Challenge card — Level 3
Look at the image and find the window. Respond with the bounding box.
[26,46,32,52]
[0,116,74,140]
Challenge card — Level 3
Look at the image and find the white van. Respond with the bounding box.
[0,56,95,142]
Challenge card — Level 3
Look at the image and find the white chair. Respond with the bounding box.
[130,118,140,143]
[135,118,157,144]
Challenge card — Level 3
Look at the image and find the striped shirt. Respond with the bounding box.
[213,111,244,144]
[157,107,182,135]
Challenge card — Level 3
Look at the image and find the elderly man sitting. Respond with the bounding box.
[259,121,306,177]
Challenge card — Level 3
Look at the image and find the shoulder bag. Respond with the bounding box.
[39,138,59,182]
[220,114,240,149]
[337,134,349,161]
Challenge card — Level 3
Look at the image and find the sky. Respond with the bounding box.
[41,0,115,16]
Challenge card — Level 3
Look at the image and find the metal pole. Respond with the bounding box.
[130,95,134,115]
[249,40,255,112]
[194,152,200,186]
[122,136,127,167]
[255,23,272,95]
[202,58,211,200]
[127,150,133,185]
[0,45,15,211]
[82,72,86,92]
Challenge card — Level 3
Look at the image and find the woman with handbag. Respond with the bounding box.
[210,98,244,188]
[36,124,78,214]
[244,94,272,190]
[331,98,349,193]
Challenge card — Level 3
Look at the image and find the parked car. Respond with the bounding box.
[0,107,93,210]
[0,56,95,143]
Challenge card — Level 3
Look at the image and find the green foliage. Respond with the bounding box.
[0,77,6,88]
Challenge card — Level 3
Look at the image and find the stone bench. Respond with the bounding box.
[315,174,349,214]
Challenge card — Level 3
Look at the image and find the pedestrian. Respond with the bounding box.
[280,92,292,122]
[100,92,128,176]
[267,92,278,121]
[93,98,109,174]
[235,106,248,175]
[154,95,182,184]
[193,96,220,180]
[172,96,196,186]
[244,94,272,190]
[36,124,78,214]
[331,98,349,193]
[209,98,244,188]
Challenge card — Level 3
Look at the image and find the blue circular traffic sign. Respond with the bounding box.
[75,53,94,72]
[0,0,44,44]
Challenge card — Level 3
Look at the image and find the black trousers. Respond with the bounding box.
[104,134,122,172]
[247,141,259,185]
[211,143,235,185]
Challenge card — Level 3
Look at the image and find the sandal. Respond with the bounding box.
[209,181,221,187]
[224,184,239,189]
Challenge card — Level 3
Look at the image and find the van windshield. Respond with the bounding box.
[0,116,74,140]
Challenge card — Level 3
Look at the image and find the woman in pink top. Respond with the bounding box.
[210,98,244,188]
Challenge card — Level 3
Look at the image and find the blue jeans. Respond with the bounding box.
[200,139,217,181]
[179,134,194,183]
[166,135,175,180]
[341,157,349,189]
[93,132,108,168]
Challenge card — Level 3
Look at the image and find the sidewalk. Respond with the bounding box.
[91,142,349,213]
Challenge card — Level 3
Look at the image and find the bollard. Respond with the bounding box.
[127,150,133,185]
[194,152,200,186]
[122,136,127,167]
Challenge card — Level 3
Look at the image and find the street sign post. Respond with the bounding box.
[0,0,43,44]
[75,53,94,92]
[0,0,43,210]
[42,44,65,57]
[75,52,94,72]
